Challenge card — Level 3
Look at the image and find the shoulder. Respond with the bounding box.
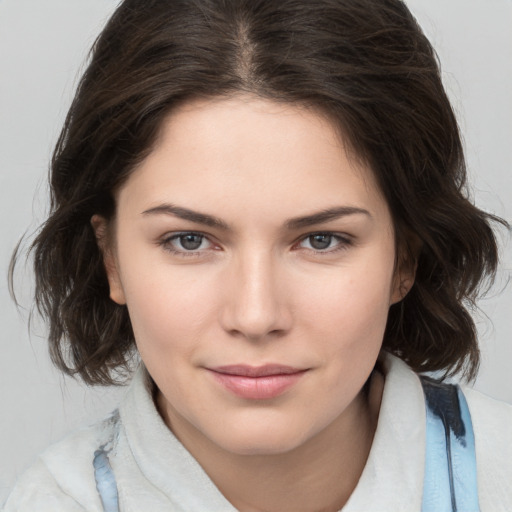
[463,385,512,459]
[378,353,512,509]
[462,386,512,509]
[464,385,512,439]
[2,411,120,512]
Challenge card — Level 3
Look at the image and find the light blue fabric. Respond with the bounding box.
[421,380,480,512]
[94,445,120,512]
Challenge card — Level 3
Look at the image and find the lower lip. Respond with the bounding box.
[209,371,307,400]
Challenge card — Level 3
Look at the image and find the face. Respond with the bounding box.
[97,95,410,456]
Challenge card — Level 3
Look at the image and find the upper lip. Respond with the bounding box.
[209,364,307,377]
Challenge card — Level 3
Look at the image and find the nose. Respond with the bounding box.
[219,251,292,341]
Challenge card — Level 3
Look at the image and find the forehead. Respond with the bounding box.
[116,94,390,226]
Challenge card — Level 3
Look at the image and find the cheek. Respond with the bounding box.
[119,257,219,361]
[295,254,395,353]
[293,258,394,406]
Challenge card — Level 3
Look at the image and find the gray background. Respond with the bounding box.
[1,0,511,503]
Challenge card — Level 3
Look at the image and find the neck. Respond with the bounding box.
[158,370,384,512]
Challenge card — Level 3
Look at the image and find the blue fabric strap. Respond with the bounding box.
[420,377,480,512]
[94,445,120,512]
[94,410,121,512]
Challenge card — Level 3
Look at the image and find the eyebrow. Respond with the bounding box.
[141,203,371,231]
[142,204,230,230]
[285,206,371,230]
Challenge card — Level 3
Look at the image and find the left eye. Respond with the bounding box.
[298,233,347,251]
[165,233,212,252]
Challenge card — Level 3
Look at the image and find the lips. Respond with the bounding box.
[207,364,308,400]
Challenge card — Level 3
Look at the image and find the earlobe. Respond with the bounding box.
[390,274,415,305]
[90,215,126,305]
[390,231,421,305]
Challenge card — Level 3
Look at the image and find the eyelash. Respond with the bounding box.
[157,231,353,258]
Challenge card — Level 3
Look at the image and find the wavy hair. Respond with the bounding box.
[14,0,508,385]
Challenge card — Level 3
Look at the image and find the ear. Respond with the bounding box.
[390,235,421,305]
[91,214,126,305]
[390,265,416,305]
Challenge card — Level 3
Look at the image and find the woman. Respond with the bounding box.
[4,0,511,510]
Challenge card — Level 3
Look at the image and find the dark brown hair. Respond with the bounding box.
[18,0,507,385]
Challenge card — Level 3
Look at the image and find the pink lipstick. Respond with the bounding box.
[208,364,307,400]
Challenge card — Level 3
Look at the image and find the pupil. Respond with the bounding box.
[310,234,331,250]
[180,234,202,250]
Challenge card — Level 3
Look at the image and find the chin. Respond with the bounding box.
[209,422,313,457]
[224,439,303,457]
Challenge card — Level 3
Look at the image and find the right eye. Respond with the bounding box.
[159,232,215,256]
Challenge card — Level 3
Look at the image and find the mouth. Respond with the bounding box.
[207,364,309,400]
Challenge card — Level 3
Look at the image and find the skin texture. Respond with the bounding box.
[93,95,413,512]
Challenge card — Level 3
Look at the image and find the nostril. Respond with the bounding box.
[221,301,292,341]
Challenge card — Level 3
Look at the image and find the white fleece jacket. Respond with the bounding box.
[3,354,511,511]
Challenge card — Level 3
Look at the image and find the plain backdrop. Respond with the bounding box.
[1,0,511,503]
